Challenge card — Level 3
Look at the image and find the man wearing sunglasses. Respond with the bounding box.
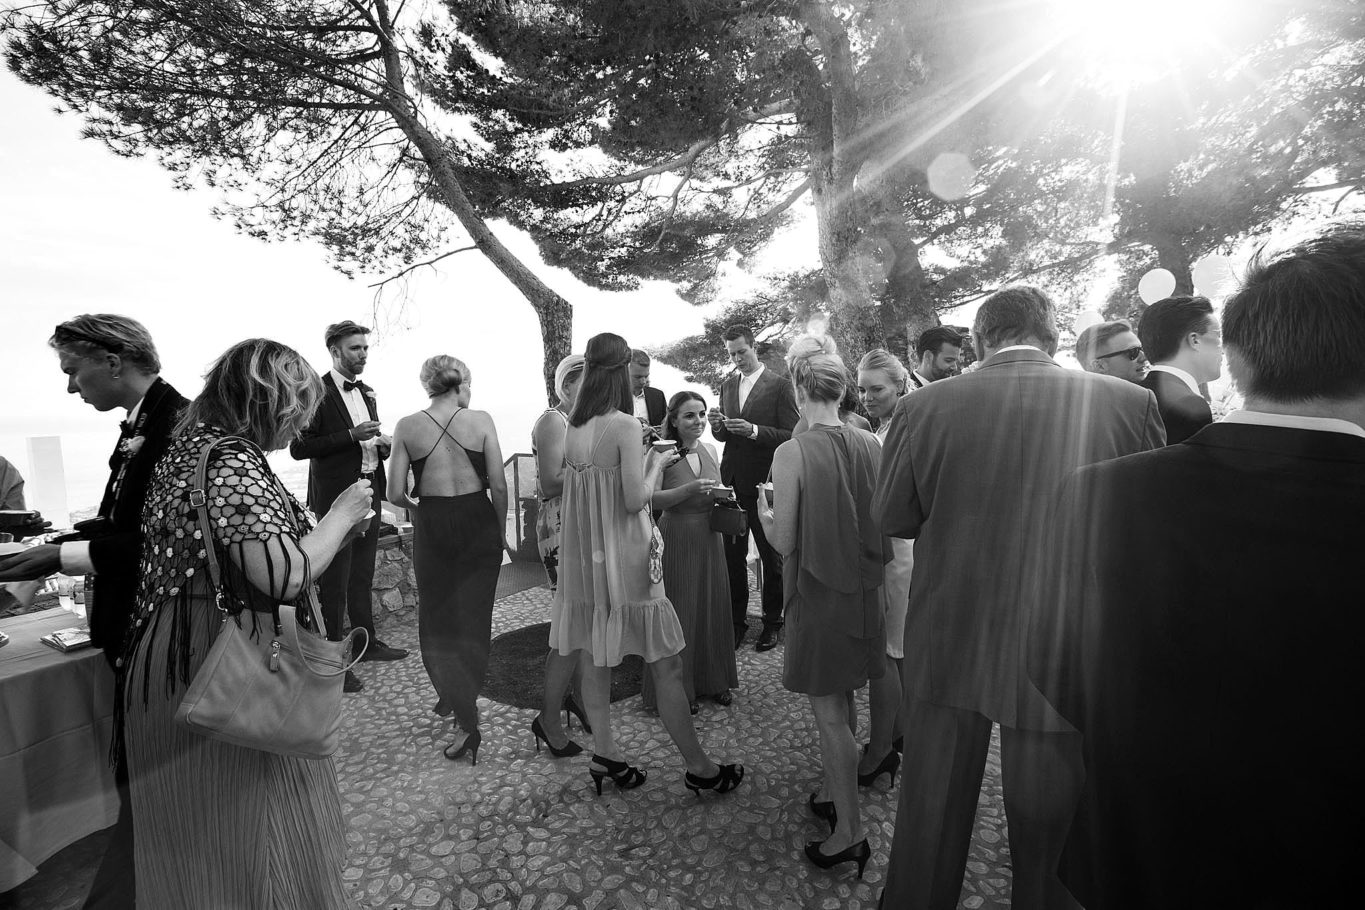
[1075,320,1149,384]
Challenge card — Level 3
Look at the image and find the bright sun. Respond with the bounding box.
[1051,0,1238,84]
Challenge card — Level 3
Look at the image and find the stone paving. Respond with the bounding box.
[4,574,1013,910]
[335,581,1012,910]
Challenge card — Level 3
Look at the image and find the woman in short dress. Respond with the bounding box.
[388,355,508,764]
[530,353,591,756]
[855,348,915,785]
[122,339,371,908]
[641,391,739,712]
[757,335,885,878]
[549,332,745,796]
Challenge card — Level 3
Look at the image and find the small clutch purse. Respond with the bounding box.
[709,498,749,537]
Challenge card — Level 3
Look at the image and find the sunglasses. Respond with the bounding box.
[1095,345,1145,362]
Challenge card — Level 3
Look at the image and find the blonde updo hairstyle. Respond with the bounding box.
[420,354,468,398]
[786,334,849,404]
[857,348,910,394]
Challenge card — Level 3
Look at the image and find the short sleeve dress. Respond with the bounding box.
[120,425,355,910]
[548,416,685,667]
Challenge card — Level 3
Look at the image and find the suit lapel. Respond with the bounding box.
[323,373,355,428]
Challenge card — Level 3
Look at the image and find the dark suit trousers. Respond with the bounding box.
[83,713,134,909]
[722,493,783,642]
[317,487,381,641]
[882,697,1084,910]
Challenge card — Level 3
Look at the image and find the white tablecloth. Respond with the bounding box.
[0,608,118,892]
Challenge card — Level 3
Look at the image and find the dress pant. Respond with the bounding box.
[84,650,135,909]
[722,493,783,643]
[882,697,1085,910]
[316,485,380,642]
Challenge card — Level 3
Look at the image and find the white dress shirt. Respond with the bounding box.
[1146,364,1201,396]
[737,365,765,439]
[1221,409,1365,439]
[634,393,650,422]
[332,369,379,474]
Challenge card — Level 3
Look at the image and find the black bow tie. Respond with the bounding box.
[343,380,363,393]
[119,419,133,437]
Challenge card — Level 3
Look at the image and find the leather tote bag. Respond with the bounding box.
[174,437,368,759]
[709,497,749,537]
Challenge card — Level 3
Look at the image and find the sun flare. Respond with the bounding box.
[1051,0,1238,84]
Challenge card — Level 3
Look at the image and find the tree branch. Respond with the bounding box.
[366,244,477,288]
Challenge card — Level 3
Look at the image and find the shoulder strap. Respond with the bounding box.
[419,408,462,460]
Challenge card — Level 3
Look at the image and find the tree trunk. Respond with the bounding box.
[1152,234,1195,297]
[376,10,570,403]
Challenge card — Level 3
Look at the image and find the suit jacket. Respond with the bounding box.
[1140,369,1211,444]
[89,377,188,653]
[1028,422,1365,908]
[874,348,1165,729]
[640,386,666,427]
[713,367,800,493]
[289,372,387,512]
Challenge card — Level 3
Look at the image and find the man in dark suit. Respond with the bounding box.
[874,287,1165,910]
[290,320,407,693]
[708,324,799,651]
[1029,223,1365,909]
[1,314,187,910]
[629,348,667,428]
[1136,295,1222,443]
[909,326,964,389]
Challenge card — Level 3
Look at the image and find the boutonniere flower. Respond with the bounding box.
[364,389,377,402]
[119,436,146,459]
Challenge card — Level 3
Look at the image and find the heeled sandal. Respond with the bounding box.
[808,791,837,831]
[683,763,745,796]
[588,754,647,796]
[857,746,901,788]
[804,837,871,878]
[563,693,593,734]
[531,715,583,758]
[443,729,481,766]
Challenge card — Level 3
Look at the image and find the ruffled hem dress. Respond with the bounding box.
[548,419,684,668]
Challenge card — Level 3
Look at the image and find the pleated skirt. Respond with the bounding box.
[123,586,354,909]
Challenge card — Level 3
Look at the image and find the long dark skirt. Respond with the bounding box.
[412,492,503,733]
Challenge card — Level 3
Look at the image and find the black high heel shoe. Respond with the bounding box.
[563,694,593,734]
[531,715,583,758]
[443,728,481,765]
[857,747,901,788]
[804,838,871,878]
[588,754,646,796]
[683,763,745,796]
[808,791,837,831]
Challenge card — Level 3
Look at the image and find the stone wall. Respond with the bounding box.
[371,527,418,614]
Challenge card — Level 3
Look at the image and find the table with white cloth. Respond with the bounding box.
[0,608,118,892]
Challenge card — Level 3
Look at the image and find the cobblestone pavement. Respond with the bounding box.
[337,583,1012,910]
[4,577,1012,910]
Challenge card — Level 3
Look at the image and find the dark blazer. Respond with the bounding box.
[713,367,799,492]
[641,386,666,427]
[1029,422,1365,908]
[289,372,387,511]
[874,349,1165,730]
[90,377,187,653]
[1140,368,1211,444]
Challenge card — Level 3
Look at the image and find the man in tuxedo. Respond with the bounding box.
[1075,320,1149,384]
[0,315,187,910]
[290,321,407,693]
[709,324,799,651]
[629,348,667,428]
[909,326,964,389]
[1136,295,1222,443]
[874,287,1164,910]
[1029,223,1365,909]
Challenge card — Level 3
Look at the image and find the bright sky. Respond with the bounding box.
[0,71,720,513]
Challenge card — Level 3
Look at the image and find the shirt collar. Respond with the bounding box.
[911,370,932,388]
[1147,364,1200,396]
[993,344,1046,356]
[741,363,765,383]
[331,369,358,391]
[1221,409,1365,439]
[126,394,146,426]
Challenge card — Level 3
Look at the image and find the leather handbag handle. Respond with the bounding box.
[189,437,368,673]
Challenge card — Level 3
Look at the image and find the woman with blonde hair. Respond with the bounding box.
[854,348,915,786]
[122,338,371,908]
[757,335,885,878]
[388,355,508,764]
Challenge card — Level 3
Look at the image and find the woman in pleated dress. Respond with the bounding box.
[122,339,371,908]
